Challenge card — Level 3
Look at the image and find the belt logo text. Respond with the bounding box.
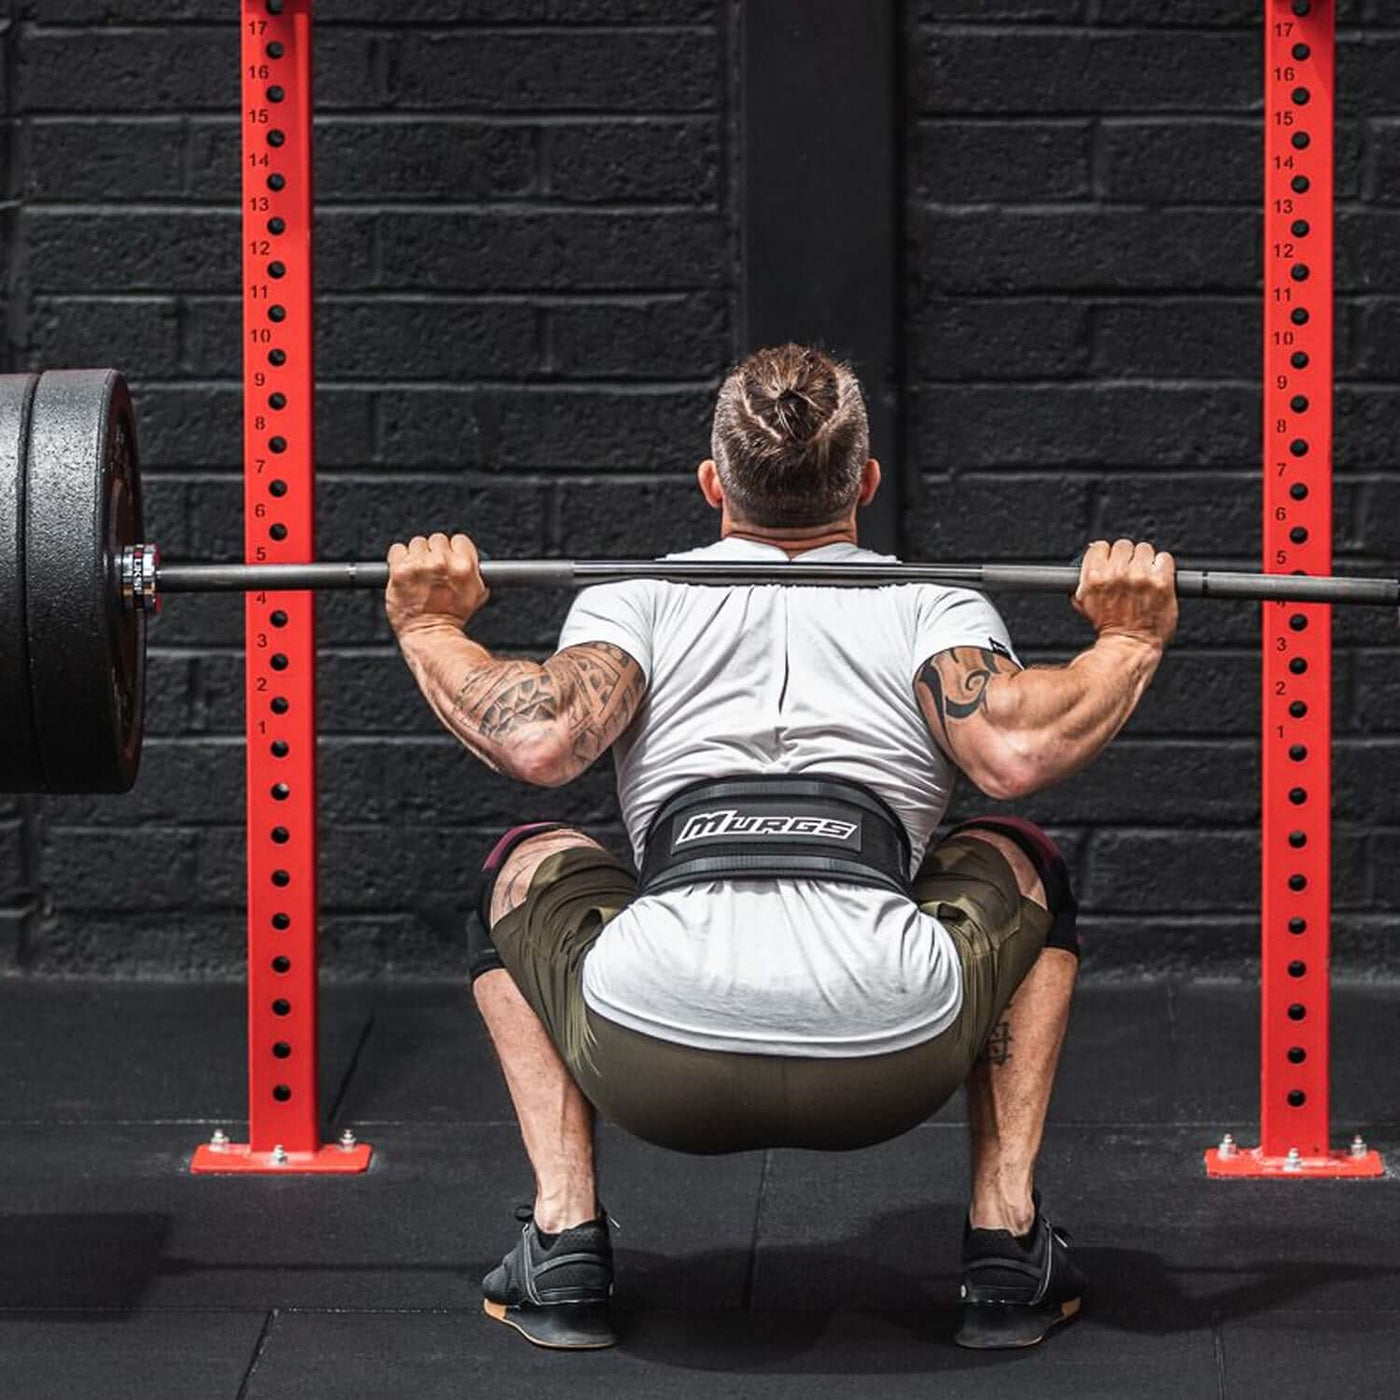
[673,809,860,847]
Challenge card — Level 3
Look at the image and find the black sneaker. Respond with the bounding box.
[954,1195,1085,1349]
[481,1204,617,1350]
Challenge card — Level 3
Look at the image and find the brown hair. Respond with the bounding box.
[710,344,870,528]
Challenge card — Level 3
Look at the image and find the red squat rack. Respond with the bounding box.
[192,0,370,1174]
[1206,0,1381,1179]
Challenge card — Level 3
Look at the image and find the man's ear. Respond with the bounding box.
[698,459,725,509]
[858,458,882,507]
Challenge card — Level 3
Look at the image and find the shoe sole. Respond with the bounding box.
[483,1298,618,1350]
[954,1296,1082,1350]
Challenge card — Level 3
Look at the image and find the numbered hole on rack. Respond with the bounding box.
[1290,221,1310,240]
[267,41,285,59]
[1292,132,1311,151]
[269,524,288,542]
[1290,264,1311,282]
[269,393,287,410]
[1289,744,1308,762]
[270,436,288,453]
[1292,0,1310,14]
[1290,482,1309,501]
[269,479,288,498]
[1291,173,1310,192]
[1288,960,1307,978]
[1287,1046,1307,1064]
[268,217,286,235]
[270,696,290,715]
[272,1041,292,1059]
[1289,701,1307,719]
[268,130,286,149]
[272,912,291,931]
[268,0,285,14]
[268,262,286,280]
[1288,873,1307,891]
[271,783,291,802]
[1288,787,1308,805]
[1289,657,1308,675]
[1289,828,1307,847]
[1291,351,1309,369]
[269,349,287,367]
[271,740,290,758]
[1290,394,1309,412]
[1287,1002,1308,1021]
[268,85,285,103]
[1289,612,1308,630]
[271,826,290,844]
[272,870,291,889]
[269,305,286,323]
[1287,1089,1307,1107]
[272,956,292,974]
[270,654,289,672]
[1289,527,1308,544]
[272,998,292,1017]
[1289,917,1307,934]
[1292,88,1310,106]
[270,610,288,627]
[1292,308,1310,326]
[273,1084,292,1102]
[268,174,286,192]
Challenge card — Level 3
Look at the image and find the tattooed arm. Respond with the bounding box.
[913,540,1177,800]
[384,532,646,786]
[398,635,646,787]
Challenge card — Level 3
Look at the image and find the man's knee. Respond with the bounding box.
[467,824,601,985]
[953,817,1080,960]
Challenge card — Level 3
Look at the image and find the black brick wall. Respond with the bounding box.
[4,1,1399,980]
[910,0,1400,977]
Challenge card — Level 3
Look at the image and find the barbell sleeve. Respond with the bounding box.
[145,552,1400,607]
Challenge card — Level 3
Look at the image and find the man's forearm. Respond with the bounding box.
[990,635,1163,794]
[397,622,559,780]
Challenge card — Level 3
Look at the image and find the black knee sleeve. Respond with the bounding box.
[467,822,569,983]
[952,817,1080,959]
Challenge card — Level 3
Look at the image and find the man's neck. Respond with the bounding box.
[721,519,858,559]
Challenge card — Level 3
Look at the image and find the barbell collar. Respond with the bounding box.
[135,550,1400,609]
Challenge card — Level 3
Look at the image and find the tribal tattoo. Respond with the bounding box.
[917,646,1017,744]
[452,642,646,777]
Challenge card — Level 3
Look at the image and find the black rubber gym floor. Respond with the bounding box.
[0,979,1396,1399]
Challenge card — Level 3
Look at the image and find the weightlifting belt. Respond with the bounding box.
[637,775,912,899]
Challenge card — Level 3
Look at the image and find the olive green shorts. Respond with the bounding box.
[486,834,1053,1155]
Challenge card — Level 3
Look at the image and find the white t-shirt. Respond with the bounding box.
[557,537,1021,1058]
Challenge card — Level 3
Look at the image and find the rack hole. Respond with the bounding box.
[1289,917,1307,934]
[269,305,286,323]
[1292,308,1310,325]
[267,41,285,58]
[270,436,287,453]
[269,392,287,410]
[1289,394,1309,411]
[270,696,289,715]
[1290,221,1310,239]
[270,610,288,627]
[1289,657,1307,675]
[272,913,291,931]
[271,783,290,801]
[1290,482,1308,501]
[268,217,286,235]
[272,826,290,843]
[1287,1003,1307,1021]
[1288,873,1307,891]
[1288,960,1307,978]
[273,1084,292,1102]
[270,524,288,542]
[1290,351,1309,369]
[268,85,285,103]
[273,1041,292,1058]
[1291,132,1310,150]
[271,740,290,758]
[1289,440,1309,458]
[1291,173,1310,192]
[273,956,292,974]
[268,173,286,191]
[1288,829,1307,847]
[1290,264,1310,282]
[269,479,288,497]
[1289,744,1307,761]
[1287,1089,1307,1107]
[268,130,286,149]
[1288,701,1307,719]
[1289,613,1308,631]
[1289,526,1308,544]
[1288,788,1307,805]
[1292,88,1310,106]
[272,869,290,888]
[272,998,292,1017]
[271,654,289,672]
[269,349,287,366]
[1287,1046,1307,1064]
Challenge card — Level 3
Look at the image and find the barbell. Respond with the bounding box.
[4,367,1399,797]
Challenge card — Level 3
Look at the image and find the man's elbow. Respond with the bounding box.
[972,747,1045,802]
[505,735,579,789]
